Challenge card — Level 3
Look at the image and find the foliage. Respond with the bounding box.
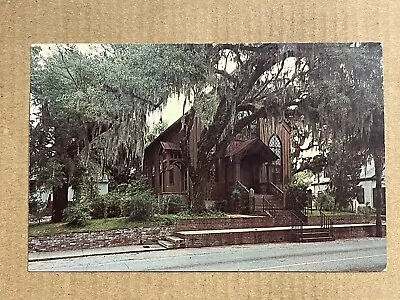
[210,200,228,213]
[231,184,250,213]
[124,191,156,221]
[145,120,168,145]
[63,201,92,226]
[116,177,157,221]
[29,184,51,223]
[89,193,122,219]
[30,44,207,221]
[158,194,188,214]
[291,171,313,189]
[314,192,335,211]
[357,206,376,216]
[285,171,313,208]
[324,140,364,209]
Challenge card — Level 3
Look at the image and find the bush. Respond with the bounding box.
[90,193,122,219]
[161,194,187,214]
[358,205,376,216]
[121,190,156,221]
[63,201,92,226]
[285,171,313,209]
[286,184,312,208]
[314,192,335,211]
[211,200,228,212]
[231,185,250,213]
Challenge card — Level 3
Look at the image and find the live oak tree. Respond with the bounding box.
[294,43,384,236]
[30,44,206,221]
[178,44,312,212]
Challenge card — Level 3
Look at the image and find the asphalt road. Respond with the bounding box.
[29,237,386,272]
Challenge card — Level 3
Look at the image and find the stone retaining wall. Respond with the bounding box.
[28,226,174,252]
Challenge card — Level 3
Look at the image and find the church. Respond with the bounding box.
[144,113,292,212]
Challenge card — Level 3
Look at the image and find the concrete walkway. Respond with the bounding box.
[28,244,166,262]
[175,222,381,235]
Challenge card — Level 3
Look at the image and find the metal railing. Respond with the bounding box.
[262,195,277,218]
[321,212,334,238]
[291,211,305,242]
[236,180,249,193]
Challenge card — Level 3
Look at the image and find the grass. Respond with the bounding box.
[307,209,359,217]
[28,212,226,237]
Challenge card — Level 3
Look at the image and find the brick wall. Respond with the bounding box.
[177,230,293,248]
[333,225,386,239]
[307,215,374,226]
[173,216,295,231]
[176,224,386,248]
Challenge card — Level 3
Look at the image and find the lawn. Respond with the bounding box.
[28,212,226,237]
[307,209,359,217]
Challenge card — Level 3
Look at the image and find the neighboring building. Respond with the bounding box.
[29,174,109,206]
[309,159,386,210]
[143,113,292,210]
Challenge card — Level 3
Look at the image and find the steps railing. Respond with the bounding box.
[321,212,334,238]
[236,180,249,193]
[269,182,284,203]
[235,180,250,213]
[262,195,277,218]
[291,211,305,242]
[287,198,308,224]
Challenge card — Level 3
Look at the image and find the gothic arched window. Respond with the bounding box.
[268,135,283,185]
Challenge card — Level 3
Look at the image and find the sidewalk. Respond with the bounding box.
[28,244,166,262]
[175,222,382,235]
[29,222,385,262]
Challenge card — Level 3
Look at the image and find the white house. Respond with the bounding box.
[30,174,109,206]
[309,159,386,210]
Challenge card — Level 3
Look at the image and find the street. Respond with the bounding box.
[29,237,386,272]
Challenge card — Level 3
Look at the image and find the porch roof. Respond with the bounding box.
[225,138,278,162]
[160,141,181,151]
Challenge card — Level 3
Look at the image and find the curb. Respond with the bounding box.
[28,245,167,262]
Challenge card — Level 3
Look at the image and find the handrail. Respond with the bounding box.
[236,180,249,193]
[291,211,305,242]
[270,182,284,195]
[287,197,308,223]
[262,195,276,218]
[321,212,334,238]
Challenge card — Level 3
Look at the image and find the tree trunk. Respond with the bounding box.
[373,153,384,237]
[52,182,69,222]
[190,170,208,213]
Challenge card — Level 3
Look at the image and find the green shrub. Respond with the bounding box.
[29,194,49,224]
[285,171,313,209]
[90,193,122,219]
[63,201,92,226]
[162,194,187,214]
[314,192,335,211]
[358,205,376,216]
[121,190,156,221]
[231,185,250,213]
[210,200,228,212]
[286,184,312,208]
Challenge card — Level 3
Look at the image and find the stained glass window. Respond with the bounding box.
[269,135,282,165]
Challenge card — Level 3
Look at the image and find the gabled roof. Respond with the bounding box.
[225,138,279,162]
[160,141,181,151]
[144,114,186,156]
